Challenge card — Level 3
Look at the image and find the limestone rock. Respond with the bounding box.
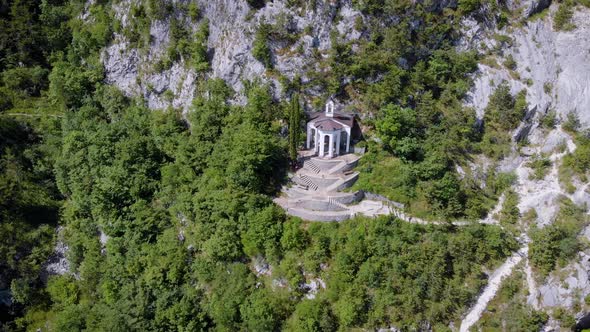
[252,256,272,276]
[464,6,590,129]
[42,226,71,280]
[506,0,552,17]
[101,0,364,111]
[303,277,326,299]
[535,250,590,310]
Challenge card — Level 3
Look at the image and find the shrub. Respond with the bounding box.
[188,2,200,21]
[503,54,517,70]
[146,0,168,20]
[529,199,587,276]
[543,82,553,94]
[252,24,272,69]
[562,133,590,176]
[527,155,552,180]
[354,16,363,31]
[484,82,527,132]
[554,2,575,31]
[479,130,512,159]
[541,110,556,128]
[563,112,580,133]
[2,66,49,96]
[489,171,517,194]
[493,34,513,46]
[458,0,481,13]
[0,87,13,112]
[273,12,298,43]
[191,20,210,72]
[247,0,268,9]
[163,89,174,102]
[553,307,576,329]
[500,190,520,225]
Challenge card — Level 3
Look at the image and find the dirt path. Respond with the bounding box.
[460,127,580,330]
[460,246,528,332]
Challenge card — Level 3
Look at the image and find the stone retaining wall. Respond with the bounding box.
[287,208,352,222]
[332,191,364,204]
[295,200,346,212]
[362,191,405,209]
[333,173,360,191]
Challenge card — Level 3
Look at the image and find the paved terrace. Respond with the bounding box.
[274,151,393,222]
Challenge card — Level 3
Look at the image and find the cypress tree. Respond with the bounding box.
[288,93,301,163]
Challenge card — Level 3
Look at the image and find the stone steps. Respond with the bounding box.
[328,197,348,210]
[279,153,400,221]
[299,174,319,191]
[304,160,321,174]
[324,171,359,192]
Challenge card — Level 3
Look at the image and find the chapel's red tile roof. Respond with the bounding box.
[309,111,354,129]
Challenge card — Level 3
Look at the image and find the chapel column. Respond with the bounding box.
[315,130,320,153]
[346,128,351,153]
[328,134,334,158]
[335,131,340,156]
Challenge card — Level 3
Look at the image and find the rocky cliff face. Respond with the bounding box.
[463,5,590,128]
[101,0,364,111]
[459,2,590,328]
[461,3,590,222]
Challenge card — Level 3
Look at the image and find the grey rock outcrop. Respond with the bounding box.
[42,226,71,280]
[101,0,364,111]
[533,229,590,310]
[463,6,590,129]
[457,4,590,327]
[506,0,552,17]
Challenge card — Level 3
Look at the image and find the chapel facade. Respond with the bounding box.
[306,100,355,158]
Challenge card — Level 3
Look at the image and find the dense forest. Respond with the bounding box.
[1,0,589,331]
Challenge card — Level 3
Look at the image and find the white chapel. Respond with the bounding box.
[306,100,355,158]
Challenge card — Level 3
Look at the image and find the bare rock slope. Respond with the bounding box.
[101,0,363,110]
[459,3,590,328]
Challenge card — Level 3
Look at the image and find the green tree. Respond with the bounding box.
[375,104,419,160]
[281,218,308,251]
[253,24,272,69]
[286,299,337,332]
[206,263,255,329]
[458,0,481,13]
[554,1,575,31]
[191,19,210,72]
[484,82,527,132]
[241,205,285,258]
[334,284,368,327]
[500,190,520,225]
[2,66,49,96]
[288,93,302,162]
[240,289,288,331]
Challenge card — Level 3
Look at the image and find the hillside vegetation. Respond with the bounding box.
[3,0,589,331]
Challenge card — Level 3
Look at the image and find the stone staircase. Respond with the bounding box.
[275,153,395,222]
[304,159,321,174]
[328,197,349,210]
[299,174,319,191]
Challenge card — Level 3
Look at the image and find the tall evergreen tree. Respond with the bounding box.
[288,93,301,163]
